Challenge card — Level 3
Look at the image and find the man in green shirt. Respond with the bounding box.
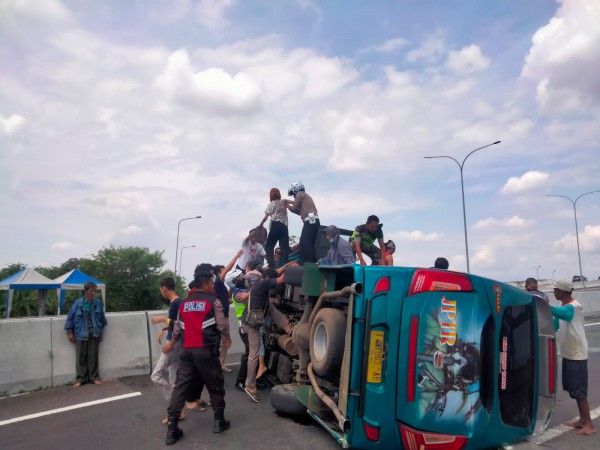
[350,215,385,265]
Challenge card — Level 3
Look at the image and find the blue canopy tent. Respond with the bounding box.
[0,268,60,318]
[53,269,106,315]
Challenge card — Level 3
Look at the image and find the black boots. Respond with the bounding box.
[165,417,183,445]
[213,418,231,433]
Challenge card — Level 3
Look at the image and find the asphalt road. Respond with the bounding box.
[1,320,599,450]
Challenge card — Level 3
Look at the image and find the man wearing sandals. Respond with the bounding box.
[551,280,596,436]
[65,282,107,388]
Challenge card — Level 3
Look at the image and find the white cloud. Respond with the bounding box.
[445,45,490,74]
[195,0,236,29]
[554,224,600,252]
[521,0,600,114]
[406,30,445,63]
[501,171,549,194]
[1,114,26,135]
[121,225,144,235]
[471,245,497,265]
[0,0,71,24]
[51,241,77,250]
[154,49,262,114]
[396,231,442,242]
[473,216,533,231]
[363,38,410,54]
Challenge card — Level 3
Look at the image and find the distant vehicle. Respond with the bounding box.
[572,275,587,282]
[262,238,557,449]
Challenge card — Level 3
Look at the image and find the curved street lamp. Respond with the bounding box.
[174,216,202,273]
[533,265,541,280]
[178,245,196,276]
[546,189,600,284]
[425,140,501,273]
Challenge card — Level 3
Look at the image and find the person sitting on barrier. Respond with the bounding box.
[317,225,355,266]
[242,263,297,403]
[165,264,232,445]
[64,281,107,388]
[350,215,385,265]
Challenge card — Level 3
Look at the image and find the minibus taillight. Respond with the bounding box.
[363,422,380,441]
[408,269,473,296]
[407,316,419,402]
[373,276,390,294]
[548,339,556,394]
[400,424,468,450]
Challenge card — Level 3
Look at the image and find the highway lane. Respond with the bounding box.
[1,321,599,450]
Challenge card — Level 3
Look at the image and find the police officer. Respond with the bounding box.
[165,263,232,445]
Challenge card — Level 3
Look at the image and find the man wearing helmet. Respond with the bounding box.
[286,181,320,265]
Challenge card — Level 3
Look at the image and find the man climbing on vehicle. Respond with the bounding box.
[350,215,385,265]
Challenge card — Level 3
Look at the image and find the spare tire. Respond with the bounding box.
[284,265,304,287]
[270,384,307,416]
[310,308,346,380]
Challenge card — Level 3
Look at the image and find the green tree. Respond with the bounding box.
[76,246,177,312]
[0,248,189,316]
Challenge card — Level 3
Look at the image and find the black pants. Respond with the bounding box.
[235,328,250,386]
[75,337,100,383]
[168,347,225,419]
[265,221,290,268]
[299,219,320,265]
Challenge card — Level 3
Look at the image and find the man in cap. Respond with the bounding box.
[551,280,595,436]
[165,263,232,445]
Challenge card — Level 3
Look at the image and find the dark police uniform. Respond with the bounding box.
[166,289,229,431]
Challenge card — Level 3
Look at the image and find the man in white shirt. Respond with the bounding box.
[236,228,266,271]
[551,280,595,436]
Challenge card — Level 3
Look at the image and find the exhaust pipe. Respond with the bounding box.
[277,334,298,356]
[307,362,351,433]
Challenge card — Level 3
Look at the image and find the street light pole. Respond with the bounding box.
[533,265,541,279]
[425,140,501,273]
[178,245,196,276]
[174,216,202,273]
[552,269,556,280]
[546,189,600,283]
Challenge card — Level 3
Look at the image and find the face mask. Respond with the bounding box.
[328,238,335,244]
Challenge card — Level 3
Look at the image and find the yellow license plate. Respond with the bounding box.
[367,330,384,383]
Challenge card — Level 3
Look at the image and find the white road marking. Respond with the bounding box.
[521,405,600,445]
[584,321,600,327]
[0,392,142,427]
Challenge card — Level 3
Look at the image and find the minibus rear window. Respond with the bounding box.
[498,305,535,428]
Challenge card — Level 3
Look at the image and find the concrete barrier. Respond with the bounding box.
[0,307,246,396]
[147,310,245,371]
[0,318,53,396]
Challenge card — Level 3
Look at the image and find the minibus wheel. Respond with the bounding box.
[310,308,346,380]
[271,384,307,415]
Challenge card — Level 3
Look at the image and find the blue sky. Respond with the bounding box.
[1,0,599,283]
